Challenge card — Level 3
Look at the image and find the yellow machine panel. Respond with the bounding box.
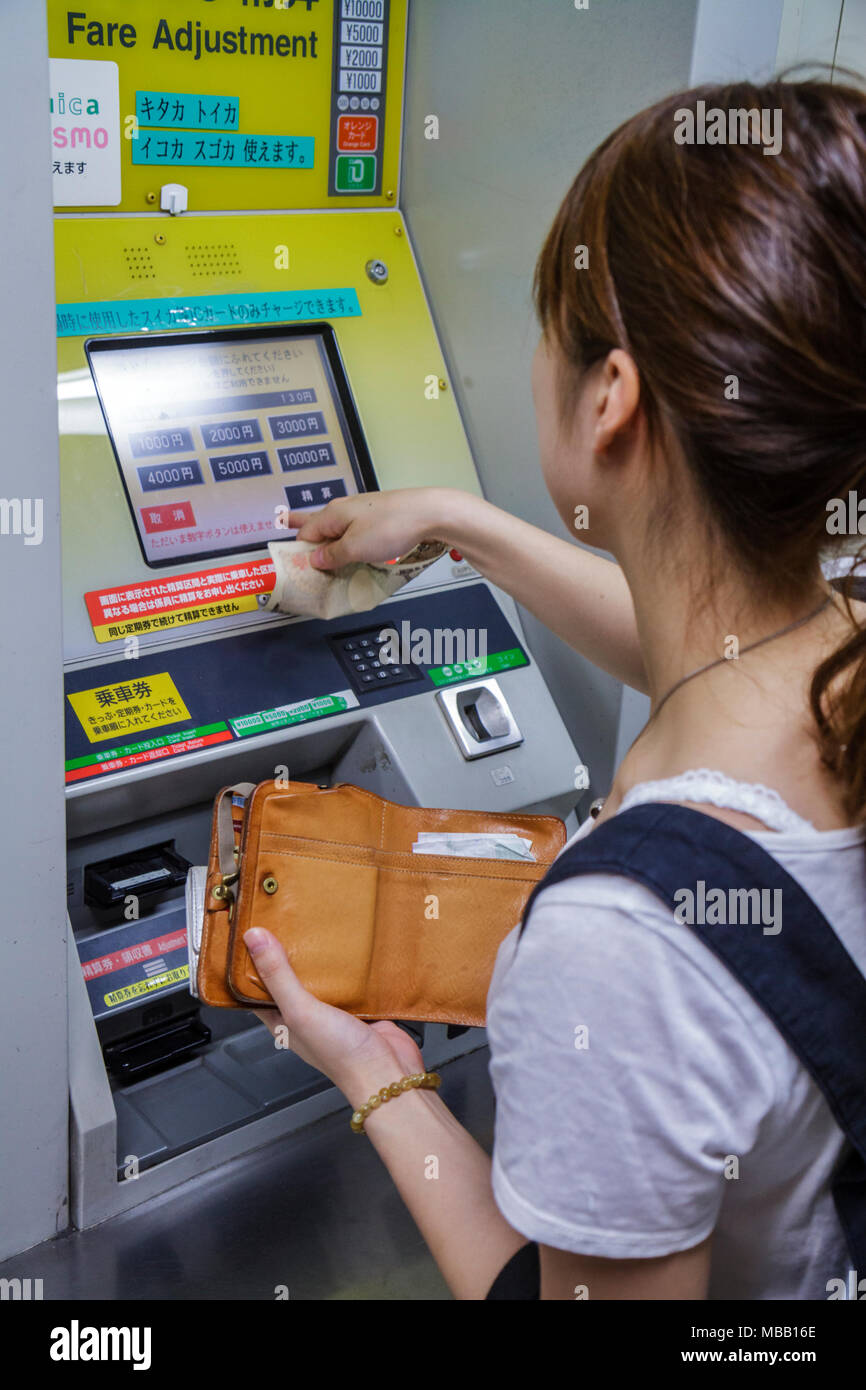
[55,209,481,661]
[47,0,406,211]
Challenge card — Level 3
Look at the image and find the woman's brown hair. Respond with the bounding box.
[534,79,866,821]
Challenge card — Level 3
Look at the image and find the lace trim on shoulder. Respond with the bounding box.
[618,768,816,834]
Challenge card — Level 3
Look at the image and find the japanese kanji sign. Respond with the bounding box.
[132,131,314,169]
[56,289,362,337]
[67,673,192,744]
[83,558,276,643]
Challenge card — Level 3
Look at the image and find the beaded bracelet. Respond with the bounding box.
[350,1071,441,1134]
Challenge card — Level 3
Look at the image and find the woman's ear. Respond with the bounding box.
[593,349,642,453]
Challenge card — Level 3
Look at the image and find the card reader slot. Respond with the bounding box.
[84,840,191,908]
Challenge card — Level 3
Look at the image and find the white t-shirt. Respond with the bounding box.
[486,791,866,1299]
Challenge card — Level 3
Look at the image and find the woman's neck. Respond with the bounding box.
[624,558,831,713]
[610,563,858,830]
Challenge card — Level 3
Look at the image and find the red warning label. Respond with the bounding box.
[84,557,276,641]
[80,928,187,981]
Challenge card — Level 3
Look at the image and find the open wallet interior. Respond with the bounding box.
[187,780,567,1026]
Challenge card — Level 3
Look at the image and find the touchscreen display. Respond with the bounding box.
[86,325,376,569]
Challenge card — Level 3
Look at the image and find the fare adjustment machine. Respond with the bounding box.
[50,0,580,1228]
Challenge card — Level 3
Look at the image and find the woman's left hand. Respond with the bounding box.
[245,927,426,1106]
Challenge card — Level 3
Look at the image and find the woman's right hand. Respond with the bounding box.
[287,487,455,570]
[289,482,648,692]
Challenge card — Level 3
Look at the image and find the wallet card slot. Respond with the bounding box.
[229,850,379,1011]
[258,833,554,878]
[259,830,561,863]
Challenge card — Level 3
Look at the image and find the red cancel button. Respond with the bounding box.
[141,501,196,533]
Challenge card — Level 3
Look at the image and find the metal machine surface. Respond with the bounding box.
[45,0,582,1231]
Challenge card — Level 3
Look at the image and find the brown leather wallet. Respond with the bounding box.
[193,780,566,1025]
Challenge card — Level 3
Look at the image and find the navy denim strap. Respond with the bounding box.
[516,802,866,1272]
[485,1241,540,1300]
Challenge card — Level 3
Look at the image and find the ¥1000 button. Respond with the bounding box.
[262,876,279,894]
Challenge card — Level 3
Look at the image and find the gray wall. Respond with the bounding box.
[402,0,700,794]
[0,2,69,1256]
[691,0,784,81]
[402,0,801,791]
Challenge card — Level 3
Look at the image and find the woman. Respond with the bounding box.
[244,79,866,1299]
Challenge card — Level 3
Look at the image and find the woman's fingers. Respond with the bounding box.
[287,503,347,541]
[244,928,313,1025]
[286,491,432,570]
[251,1006,283,1036]
[286,502,367,569]
[243,930,407,1093]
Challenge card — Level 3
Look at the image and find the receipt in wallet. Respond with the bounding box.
[412,833,536,862]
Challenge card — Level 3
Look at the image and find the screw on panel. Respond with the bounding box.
[365,259,388,284]
[154,233,166,246]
